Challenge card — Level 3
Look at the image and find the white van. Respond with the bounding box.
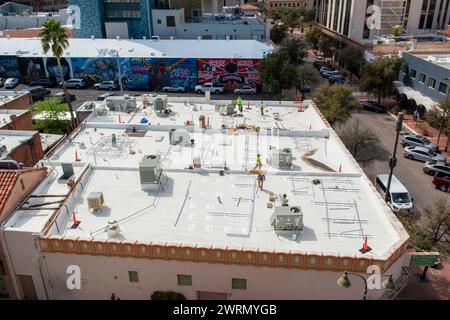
[375,174,413,213]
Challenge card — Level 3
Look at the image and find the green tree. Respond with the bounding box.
[279,38,308,65]
[296,63,318,91]
[33,97,70,134]
[270,24,288,44]
[306,27,321,51]
[313,84,356,127]
[318,36,334,59]
[337,46,363,79]
[38,19,77,129]
[360,56,403,105]
[268,7,289,22]
[259,52,298,96]
[399,197,449,257]
[282,8,302,33]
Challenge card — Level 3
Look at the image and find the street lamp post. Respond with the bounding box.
[337,271,395,300]
[385,112,404,203]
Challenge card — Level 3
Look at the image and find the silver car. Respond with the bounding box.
[94,81,118,91]
[401,134,438,151]
[4,78,19,88]
[162,84,186,93]
[423,160,450,176]
[404,146,446,162]
[234,86,256,95]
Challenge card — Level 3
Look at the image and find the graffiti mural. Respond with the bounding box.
[71,57,118,84]
[120,58,197,91]
[18,57,46,83]
[197,59,260,90]
[45,57,71,82]
[0,56,20,80]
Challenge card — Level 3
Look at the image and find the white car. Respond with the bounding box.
[162,84,187,93]
[195,83,224,94]
[4,78,19,89]
[234,86,256,95]
[404,146,446,162]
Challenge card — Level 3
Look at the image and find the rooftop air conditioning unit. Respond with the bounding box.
[270,148,292,169]
[154,95,168,112]
[87,192,104,212]
[105,96,137,113]
[270,205,303,235]
[139,155,162,191]
[169,129,190,146]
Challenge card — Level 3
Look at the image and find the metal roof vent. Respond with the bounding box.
[91,35,95,40]
[107,220,120,238]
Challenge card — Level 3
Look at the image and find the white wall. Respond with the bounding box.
[0,11,70,31]
[105,22,129,39]
[41,252,407,300]
[152,9,185,38]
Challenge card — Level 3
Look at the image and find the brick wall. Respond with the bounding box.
[0,93,32,110]
[0,111,33,131]
[9,133,44,166]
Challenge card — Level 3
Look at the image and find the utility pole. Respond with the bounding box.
[385,112,404,203]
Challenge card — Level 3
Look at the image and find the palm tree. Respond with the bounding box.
[38,19,77,129]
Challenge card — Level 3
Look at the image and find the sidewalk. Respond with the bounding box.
[395,261,450,300]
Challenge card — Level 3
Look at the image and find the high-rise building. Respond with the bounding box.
[69,0,153,39]
[316,0,450,44]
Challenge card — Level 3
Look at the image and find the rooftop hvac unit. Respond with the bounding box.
[107,220,120,239]
[153,95,168,112]
[105,96,137,113]
[270,148,293,169]
[139,155,162,191]
[169,129,191,146]
[270,206,303,235]
[220,105,235,116]
[87,192,104,212]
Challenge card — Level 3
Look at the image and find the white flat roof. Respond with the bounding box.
[0,91,29,108]
[0,38,273,59]
[0,129,35,152]
[4,98,407,258]
[0,109,27,126]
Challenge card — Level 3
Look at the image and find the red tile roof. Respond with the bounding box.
[0,168,47,216]
[0,170,20,215]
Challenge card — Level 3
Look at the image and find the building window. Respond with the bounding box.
[232,278,247,290]
[157,19,162,24]
[128,271,139,282]
[166,16,176,27]
[410,69,417,79]
[438,82,448,94]
[428,77,436,88]
[177,274,192,286]
[419,73,426,84]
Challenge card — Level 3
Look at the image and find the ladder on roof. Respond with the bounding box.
[242,133,259,170]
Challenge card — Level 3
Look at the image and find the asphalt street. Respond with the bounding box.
[350,110,446,214]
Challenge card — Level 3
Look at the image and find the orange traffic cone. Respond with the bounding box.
[75,150,80,162]
[338,164,342,173]
[359,236,371,253]
[71,210,80,228]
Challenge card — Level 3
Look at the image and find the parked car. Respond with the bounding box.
[313,56,325,68]
[423,160,450,176]
[29,78,56,88]
[54,92,76,103]
[432,172,450,192]
[62,79,87,89]
[234,86,257,95]
[162,84,187,93]
[27,86,51,102]
[401,133,439,151]
[94,81,119,91]
[375,174,413,213]
[329,76,346,85]
[0,78,5,87]
[4,78,20,89]
[97,92,116,101]
[319,67,335,74]
[195,83,224,94]
[359,100,386,113]
[321,71,341,79]
[403,146,446,162]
